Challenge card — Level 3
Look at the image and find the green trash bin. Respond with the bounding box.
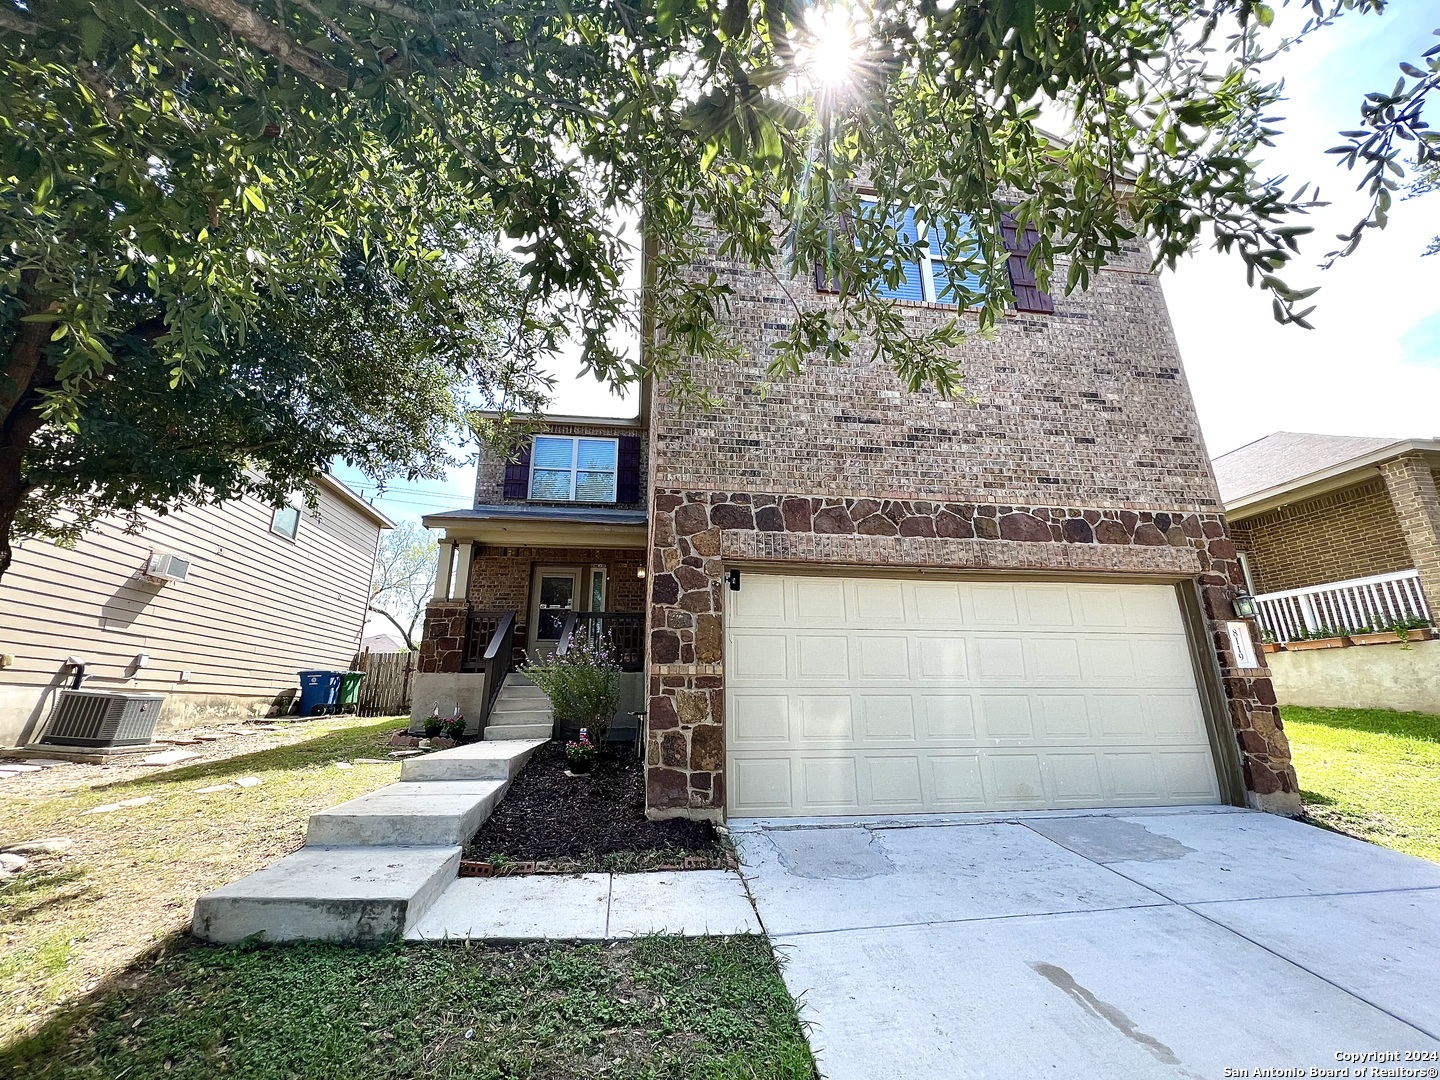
[336,671,366,712]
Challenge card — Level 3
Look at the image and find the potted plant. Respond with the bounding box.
[564,730,597,775]
[423,706,445,739]
[1260,630,1282,654]
[524,631,621,743]
[1286,626,1351,651]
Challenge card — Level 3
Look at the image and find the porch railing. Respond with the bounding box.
[460,608,516,734]
[1255,569,1431,642]
[557,611,645,672]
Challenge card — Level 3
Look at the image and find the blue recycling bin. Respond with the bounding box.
[297,670,342,716]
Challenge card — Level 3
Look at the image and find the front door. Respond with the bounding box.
[529,566,580,660]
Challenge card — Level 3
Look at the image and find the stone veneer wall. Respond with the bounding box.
[417,545,646,672]
[1227,479,1412,594]
[645,491,1299,818]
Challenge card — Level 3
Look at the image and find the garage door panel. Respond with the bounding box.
[974,637,1026,679]
[794,634,850,679]
[731,757,793,814]
[860,696,916,740]
[912,583,963,623]
[726,575,1221,817]
[730,694,791,746]
[969,585,1021,625]
[866,756,925,808]
[858,636,911,679]
[799,696,853,741]
[1020,585,1076,626]
[1036,694,1093,738]
[802,757,859,810]
[917,637,968,679]
[921,695,976,739]
[794,577,846,623]
[731,634,789,680]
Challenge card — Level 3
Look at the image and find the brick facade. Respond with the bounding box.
[1227,480,1411,594]
[1381,456,1440,613]
[645,236,1300,818]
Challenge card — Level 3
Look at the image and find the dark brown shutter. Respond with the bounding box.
[616,436,642,504]
[1001,213,1055,314]
[502,440,531,499]
[814,212,854,294]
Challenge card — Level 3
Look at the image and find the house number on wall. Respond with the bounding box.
[1225,620,1259,668]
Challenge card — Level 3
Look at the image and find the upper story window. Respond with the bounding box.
[858,197,983,306]
[529,436,619,503]
[270,504,300,540]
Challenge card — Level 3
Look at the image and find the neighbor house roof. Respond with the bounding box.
[317,473,394,529]
[1214,431,1440,518]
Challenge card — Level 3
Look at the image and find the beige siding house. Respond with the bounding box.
[0,475,391,747]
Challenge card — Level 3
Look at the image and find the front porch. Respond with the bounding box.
[412,506,648,736]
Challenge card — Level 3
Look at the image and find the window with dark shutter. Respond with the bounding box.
[1001,213,1055,314]
[502,442,531,499]
[617,436,642,504]
[814,212,854,294]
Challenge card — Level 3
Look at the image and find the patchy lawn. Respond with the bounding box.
[1285,705,1440,862]
[468,742,729,873]
[0,936,814,1080]
[0,716,405,1046]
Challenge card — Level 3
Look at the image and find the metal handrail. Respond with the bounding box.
[555,611,645,672]
[476,611,517,735]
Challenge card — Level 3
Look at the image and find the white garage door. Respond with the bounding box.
[725,574,1221,818]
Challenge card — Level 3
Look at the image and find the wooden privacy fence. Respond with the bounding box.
[349,649,417,717]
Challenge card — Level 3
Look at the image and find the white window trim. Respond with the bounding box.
[269,504,301,541]
[528,435,619,503]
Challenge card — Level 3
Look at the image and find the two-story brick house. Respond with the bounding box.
[417,217,1300,822]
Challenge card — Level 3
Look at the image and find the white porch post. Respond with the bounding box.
[433,542,456,600]
[453,541,475,601]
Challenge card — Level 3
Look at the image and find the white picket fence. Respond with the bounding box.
[1255,569,1431,642]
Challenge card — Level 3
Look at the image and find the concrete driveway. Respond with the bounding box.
[732,807,1440,1080]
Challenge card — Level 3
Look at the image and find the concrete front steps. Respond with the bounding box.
[191,738,545,944]
[484,675,553,741]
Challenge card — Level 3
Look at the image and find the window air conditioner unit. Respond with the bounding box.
[146,552,191,583]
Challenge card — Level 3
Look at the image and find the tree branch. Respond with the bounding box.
[0,8,40,35]
[368,604,418,650]
[180,0,351,88]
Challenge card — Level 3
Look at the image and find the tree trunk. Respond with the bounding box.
[0,281,57,584]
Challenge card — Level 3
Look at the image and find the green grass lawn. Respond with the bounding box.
[0,716,405,1045]
[0,937,813,1080]
[1284,705,1440,862]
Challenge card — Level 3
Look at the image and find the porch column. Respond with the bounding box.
[1380,453,1440,615]
[452,541,475,600]
[433,542,456,600]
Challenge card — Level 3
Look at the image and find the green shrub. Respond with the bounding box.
[525,632,620,739]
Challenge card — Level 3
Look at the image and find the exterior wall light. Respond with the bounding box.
[1233,593,1259,619]
[636,567,646,579]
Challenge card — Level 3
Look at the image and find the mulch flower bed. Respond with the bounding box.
[464,741,731,874]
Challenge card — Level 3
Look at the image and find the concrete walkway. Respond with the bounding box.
[407,869,761,941]
[733,807,1440,1080]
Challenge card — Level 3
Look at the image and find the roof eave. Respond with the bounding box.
[1223,439,1440,520]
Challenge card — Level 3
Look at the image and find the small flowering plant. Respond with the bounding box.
[565,729,597,773]
[525,630,620,740]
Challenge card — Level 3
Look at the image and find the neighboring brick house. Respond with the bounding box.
[1215,431,1440,641]
[420,220,1300,820]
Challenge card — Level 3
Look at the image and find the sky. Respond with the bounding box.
[337,0,1440,533]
